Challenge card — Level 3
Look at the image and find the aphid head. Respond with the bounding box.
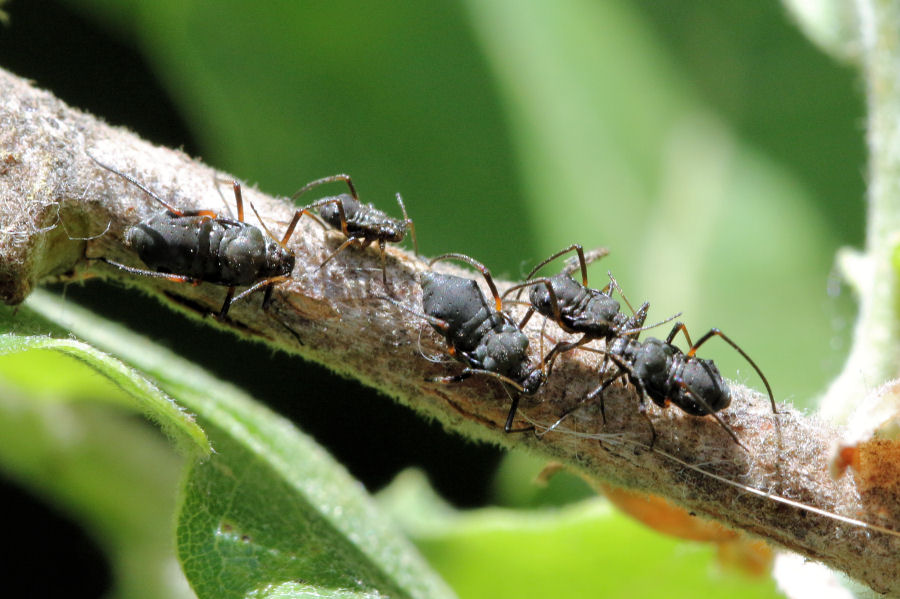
[265,239,295,277]
[123,222,151,253]
[520,367,545,395]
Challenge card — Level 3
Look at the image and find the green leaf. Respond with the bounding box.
[380,470,781,599]
[0,334,211,456]
[0,302,199,599]
[26,290,454,599]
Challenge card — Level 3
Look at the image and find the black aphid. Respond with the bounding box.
[87,152,299,320]
[381,252,544,432]
[501,243,653,372]
[289,173,417,288]
[547,322,777,449]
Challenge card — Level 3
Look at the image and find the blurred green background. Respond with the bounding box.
[0,0,864,597]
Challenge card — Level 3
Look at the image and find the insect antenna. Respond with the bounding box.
[247,200,286,247]
[86,150,207,217]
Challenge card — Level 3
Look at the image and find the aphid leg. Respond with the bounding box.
[218,287,237,318]
[395,193,419,256]
[230,275,292,308]
[268,307,305,346]
[301,196,350,237]
[673,374,749,451]
[528,243,591,286]
[543,334,593,376]
[290,173,359,204]
[670,323,777,414]
[543,352,657,445]
[229,180,245,222]
[636,399,658,449]
[517,305,537,329]
[427,363,530,394]
[277,205,321,247]
[318,236,357,271]
[424,369,533,433]
[427,369,473,385]
[502,393,534,434]
[598,353,658,448]
[227,275,302,343]
[500,278,566,331]
[429,253,503,312]
[665,322,694,347]
[378,238,390,290]
[495,293,537,327]
[290,196,360,270]
[541,359,623,436]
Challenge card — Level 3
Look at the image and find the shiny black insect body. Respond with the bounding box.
[547,322,776,448]
[382,253,544,432]
[501,244,651,371]
[290,174,417,288]
[88,153,297,318]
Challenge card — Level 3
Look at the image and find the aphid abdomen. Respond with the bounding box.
[352,203,393,228]
[673,358,731,415]
[318,194,361,231]
[421,272,496,354]
[125,214,272,287]
[126,213,218,279]
[474,323,530,377]
[343,199,404,242]
[529,274,579,318]
[218,224,269,285]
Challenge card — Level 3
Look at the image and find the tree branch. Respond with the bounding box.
[1,67,898,593]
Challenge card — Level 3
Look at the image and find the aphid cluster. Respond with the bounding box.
[85,150,900,554]
[86,150,774,445]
